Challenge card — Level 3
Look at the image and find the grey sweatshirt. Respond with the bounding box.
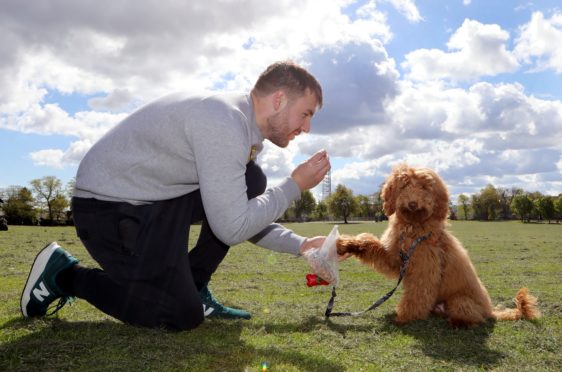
[74,92,305,255]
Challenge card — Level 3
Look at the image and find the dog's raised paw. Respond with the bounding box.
[336,236,366,254]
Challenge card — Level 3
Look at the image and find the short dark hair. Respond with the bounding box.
[252,60,323,108]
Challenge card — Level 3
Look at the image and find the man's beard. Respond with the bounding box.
[266,108,290,148]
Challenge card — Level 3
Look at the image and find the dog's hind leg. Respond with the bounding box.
[445,294,488,328]
[395,283,440,325]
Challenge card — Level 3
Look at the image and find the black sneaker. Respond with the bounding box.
[199,285,251,319]
[21,242,79,317]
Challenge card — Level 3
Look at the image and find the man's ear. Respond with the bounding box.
[272,90,288,112]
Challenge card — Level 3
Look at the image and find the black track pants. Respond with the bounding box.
[68,161,267,330]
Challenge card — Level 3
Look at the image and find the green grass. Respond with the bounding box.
[0,221,560,371]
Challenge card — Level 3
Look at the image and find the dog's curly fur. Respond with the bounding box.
[337,164,540,327]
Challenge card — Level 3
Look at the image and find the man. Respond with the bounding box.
[21,61,330,330]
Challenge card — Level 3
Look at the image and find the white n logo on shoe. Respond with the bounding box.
[203,304,214,317]
[32,281,50,302]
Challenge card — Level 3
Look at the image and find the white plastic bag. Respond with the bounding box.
[303,225,340,287]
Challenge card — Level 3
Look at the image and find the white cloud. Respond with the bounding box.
[320,76,562,196]
[385,80,562,147]
[0,0,395,108]
[63,139,96,165]
[88,89,135,111]
[384,0,423,22]
[1,1,561,199]
[4,103,76,135]
[257,140,299,183]
[306,42,399,133]
[28,139,94,170]
[29,149,64,169]
[1,0,397,169]
[402,19,519,82]
[2,104,125,140]
[2,104,125,168]
[514,11,562,73]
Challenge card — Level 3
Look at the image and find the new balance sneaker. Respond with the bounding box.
[21,242,79,318]
[199,285,251,320]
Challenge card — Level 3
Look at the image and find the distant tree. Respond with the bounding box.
[314,200,329,220]
[457,194,470,220]
[526,191,543,220]
[355,195,373,219]
[471,194,485,220]
[497,187,517,220]
[554,195,562,223]
[51,194,70,223]
[30,176,67,224]
[511,194,534,222]
[473,184,501,220]
[66,177,76,199]
[0,197,7,230]
[449,202,457,220]
[292,190,316,221]
[281,207,294,222]
[326,184,358,224]
[371,191,384,221]
[536,196,556,223]
[2,186,37,225]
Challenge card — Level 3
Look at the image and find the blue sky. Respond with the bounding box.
[1,0,561,200]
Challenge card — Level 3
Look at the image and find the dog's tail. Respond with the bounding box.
[492,288,541,321]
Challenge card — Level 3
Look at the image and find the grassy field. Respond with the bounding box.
[0,221,560,371]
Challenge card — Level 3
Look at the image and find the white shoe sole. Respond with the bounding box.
[20,242,60,317]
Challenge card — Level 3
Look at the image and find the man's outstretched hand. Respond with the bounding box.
[300,236,351,262]
[291,150,330,191]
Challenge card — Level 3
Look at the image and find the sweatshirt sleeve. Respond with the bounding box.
[187,102,302,247]
[248,223,306,256]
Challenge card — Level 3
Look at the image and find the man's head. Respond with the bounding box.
[252,61,323,148]
[252,61,323,108]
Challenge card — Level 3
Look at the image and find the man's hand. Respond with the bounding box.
[291,150,330,191]
[299,236,325,255]
[299,236,351,262]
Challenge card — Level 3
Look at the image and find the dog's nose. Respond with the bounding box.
[408,201,418,210]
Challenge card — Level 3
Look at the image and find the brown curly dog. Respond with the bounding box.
[337,164,540,328]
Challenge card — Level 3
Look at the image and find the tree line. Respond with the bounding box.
[1,176,561,226]
[281,184,386,224]
[456,184,562,223]
[0,176,75,226]
[284,183,562,224]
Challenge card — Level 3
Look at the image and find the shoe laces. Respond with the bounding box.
[46,296,75,316]
[202,288,226,309]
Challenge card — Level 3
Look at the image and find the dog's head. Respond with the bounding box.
[381,164,450,223]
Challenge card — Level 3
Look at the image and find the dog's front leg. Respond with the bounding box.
[394,247,443,325]
[336,233,400,276]
[336,233,384,256]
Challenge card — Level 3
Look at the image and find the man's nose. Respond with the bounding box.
[302,119,311,133]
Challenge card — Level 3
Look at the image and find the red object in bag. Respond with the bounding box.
[306,273,329,287]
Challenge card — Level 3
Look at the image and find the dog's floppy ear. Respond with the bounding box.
[381,164,406,216]
[428,169,450,220]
